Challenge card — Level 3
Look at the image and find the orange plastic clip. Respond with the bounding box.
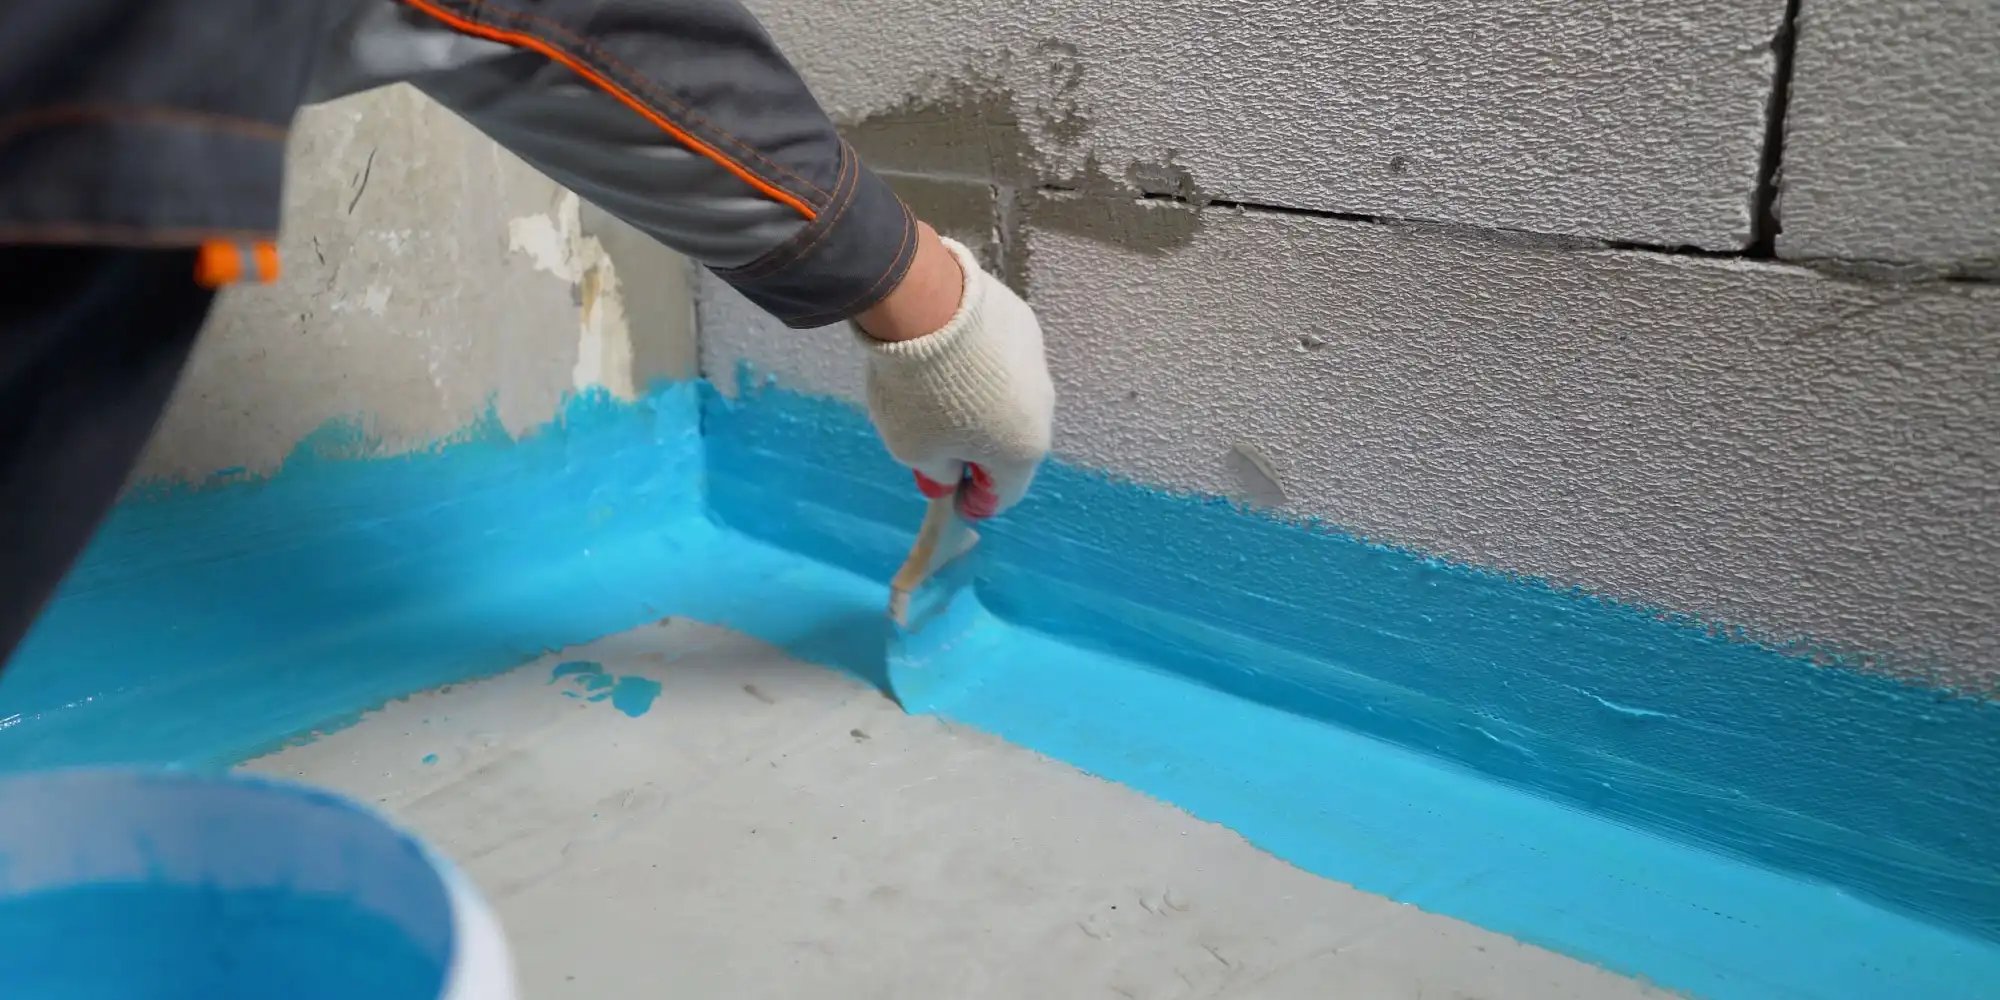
[195,240,281,288]
[251,241,281,283]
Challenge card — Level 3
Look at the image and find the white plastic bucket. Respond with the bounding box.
[0,769,514,1000]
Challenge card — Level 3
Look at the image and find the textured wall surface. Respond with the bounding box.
[702,199,2000,688]
[742,0,1785,249]
[1779,0,2000,273]
[703,0,2000,690]
[141,86,696,482]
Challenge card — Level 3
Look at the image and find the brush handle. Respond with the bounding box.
[892,495,962,592]
[888,495,977,625]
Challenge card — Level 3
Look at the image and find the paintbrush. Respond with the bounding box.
[887,492,979,629]
[884,489,988,711]
[883,473,999,712]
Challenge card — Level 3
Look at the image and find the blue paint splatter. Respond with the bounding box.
[548,661,602,684]
[420,753,438,766]
[609,676,662,718]
[548,660,659,717]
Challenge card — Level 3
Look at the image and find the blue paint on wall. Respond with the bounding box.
[1,376,1996,998]
[1,385,706,769]
[704,377,2000,941]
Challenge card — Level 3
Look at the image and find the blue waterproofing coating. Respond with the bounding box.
[0,379,1995,998]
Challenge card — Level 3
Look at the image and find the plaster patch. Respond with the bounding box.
[505,192,637,398]
[573,261,636,398]
[840,58,1208,271]
[506,202,579,282]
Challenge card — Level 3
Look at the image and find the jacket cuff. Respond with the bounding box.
[711,142,917,330]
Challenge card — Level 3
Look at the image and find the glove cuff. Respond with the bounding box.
[857,237,1018,419]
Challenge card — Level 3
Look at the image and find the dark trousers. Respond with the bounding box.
[1,247,214,667]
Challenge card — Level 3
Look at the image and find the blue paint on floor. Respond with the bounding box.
[608,676,662,718]
[547,660,662,717]
[549,661,606,684]
[0,377,1995,999]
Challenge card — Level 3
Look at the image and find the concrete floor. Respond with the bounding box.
[247,620,1667,999]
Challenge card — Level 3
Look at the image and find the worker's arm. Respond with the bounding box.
[314,0,1052,516]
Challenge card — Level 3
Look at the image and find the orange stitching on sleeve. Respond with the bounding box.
[450,0,834,203]
[0,105,287,145]
[724,143,858,282]
[828,201,917,315]
[401,0,820,221]
[783,198,916,327]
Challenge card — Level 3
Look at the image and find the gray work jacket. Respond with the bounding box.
[0,0,914,328]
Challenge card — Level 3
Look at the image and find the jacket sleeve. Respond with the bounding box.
[0,0,339,248]
[311,0,916,329]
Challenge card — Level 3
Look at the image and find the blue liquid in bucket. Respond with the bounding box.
[0,770,465,1000]
[0,883,444,999]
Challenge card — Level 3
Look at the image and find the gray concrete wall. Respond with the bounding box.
[704,0,2000,688]
[140,85,697,483]
[746,0,1788,250]
[1778,0,2000,275]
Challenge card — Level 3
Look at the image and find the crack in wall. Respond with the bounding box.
[847,38,1997,289]
[1063,186,1997,287]
[1747,0,1805,258]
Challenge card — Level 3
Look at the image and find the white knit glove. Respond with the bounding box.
[860,237,1055,519]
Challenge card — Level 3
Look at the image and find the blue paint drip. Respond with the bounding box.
[0,377,1994,997]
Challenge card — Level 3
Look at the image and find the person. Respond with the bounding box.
[0,0,1056,665]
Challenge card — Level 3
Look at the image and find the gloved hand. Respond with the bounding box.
[858,235,1054,520]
